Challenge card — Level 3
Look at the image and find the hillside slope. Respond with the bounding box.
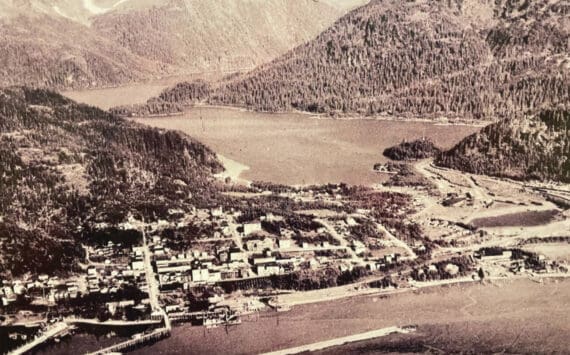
[0,87,222,277]
[0,0,357,89]
[436,109,570,182]
[0,15,163,89]
[207,0,569,120]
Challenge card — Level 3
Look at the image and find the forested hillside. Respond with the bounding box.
[0,0,353,89]
[0,88,222,277]
[205,0,569,119]
[0,15,160,89]
[436,109,570,182]
[384,138,441,161]
[110,80,210,117]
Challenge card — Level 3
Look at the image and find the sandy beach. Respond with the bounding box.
[215,154,251,184]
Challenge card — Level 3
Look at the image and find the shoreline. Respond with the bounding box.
[193,104,493,127]
[141,275,570,355]
[277,273,570,308]
[122,103,491,127]
[215,154,251,184]
[20,275,570,354]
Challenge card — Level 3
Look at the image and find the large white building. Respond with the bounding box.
[243,222,263,235]
[191,268,210,282]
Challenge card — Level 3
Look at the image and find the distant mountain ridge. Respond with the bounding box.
[113,0,570,184]
[202,0,568,120]
[0,0,363,89]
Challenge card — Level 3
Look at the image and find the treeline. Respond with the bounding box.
[219,266,372,292]
[411,256,475,282]
[0,87,223,277]
[436,109,570,183]
[110,99,184,117]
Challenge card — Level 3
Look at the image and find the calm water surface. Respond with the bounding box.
[136,107,482,185]
[62,84,169,110]
[137,279,569,354]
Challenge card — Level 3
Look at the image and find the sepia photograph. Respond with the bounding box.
[0,0,569,354]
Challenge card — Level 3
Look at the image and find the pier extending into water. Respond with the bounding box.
[87,327,171,355]
[9,322,71,355]
[261,326,414,355]
[66,317,162,327]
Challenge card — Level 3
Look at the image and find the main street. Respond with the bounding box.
[140,222,171,330]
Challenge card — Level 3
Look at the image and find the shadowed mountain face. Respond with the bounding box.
[436,109,570,183]
[0,88,222,277]
[207,0,568,120]
[0,0,360,89]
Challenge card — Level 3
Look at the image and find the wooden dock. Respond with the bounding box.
[66,317,162,327]
[87,327,171,355]
[9,322,70,355]
[261,326,412,355]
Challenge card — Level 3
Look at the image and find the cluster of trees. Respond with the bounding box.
[437,109,570,182]
[345,188,415,218]
[383,138,441,161]
[522,236,570,245]
[381,163,435,189]
[160,224,219,251]
[411,256,475,282]
[343,187,429,248]
[0,87,223,277]
[220,266,371,292]
[292,230,340,247]
[82,228,142,247]
[369,276,396,289]
[349,220,384,249]
[225,193,342,233]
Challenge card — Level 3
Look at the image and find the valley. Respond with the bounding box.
[1,86,568,355]
[1,0,569,354]
[49,86,570,354]
[0,0,364,89]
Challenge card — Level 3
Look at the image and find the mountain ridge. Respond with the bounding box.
[203,0,569,120]
[0,0,364,89]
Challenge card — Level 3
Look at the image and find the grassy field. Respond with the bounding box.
[470,210,560,228]
[524,243,570,262]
